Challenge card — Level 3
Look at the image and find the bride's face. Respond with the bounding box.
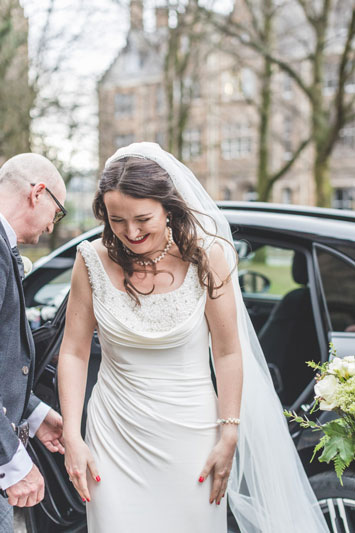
[104,191,169,255]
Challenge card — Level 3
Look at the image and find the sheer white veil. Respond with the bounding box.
[105,142,329,533]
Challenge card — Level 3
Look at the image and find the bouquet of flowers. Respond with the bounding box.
[284,345,355,484]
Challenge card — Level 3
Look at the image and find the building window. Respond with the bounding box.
[115,93,134,117]
[182,129,201,161]
[283,115,293,160]
[243,186,257,202]
[184,77,201,100]
[156,86,165,114]
[324,63,355,94]
[156,131,165,148]
[281,187,293,204]
[345,64,355,94]
[221,124,252,160]
[221,71,238,100]
[338,123,355,150]
[116,134,135,148]
[221,69,255,101]
[332,188,354,210]
[323,64,338,93]
[224,186,232,200]
[283,73,293,99]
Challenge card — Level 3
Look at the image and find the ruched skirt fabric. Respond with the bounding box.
[85,303,227,533]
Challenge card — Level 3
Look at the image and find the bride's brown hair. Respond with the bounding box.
[93,156,232,304]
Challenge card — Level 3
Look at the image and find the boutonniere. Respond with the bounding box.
[21,255,33,276]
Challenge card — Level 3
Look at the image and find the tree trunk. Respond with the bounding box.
[314,154,332,207]
[256,0,273,202]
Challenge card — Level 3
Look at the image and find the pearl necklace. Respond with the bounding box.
[128,226,174,267]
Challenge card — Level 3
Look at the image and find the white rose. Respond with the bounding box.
[314,374,339,411]
[40,306,57,321]
[329,356,355,378]
[26,307,40,322]
[21,255,33,276]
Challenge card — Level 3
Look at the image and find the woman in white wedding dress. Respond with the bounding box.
[58,142,329,533]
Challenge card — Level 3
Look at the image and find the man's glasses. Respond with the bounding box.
[30,183,67,224]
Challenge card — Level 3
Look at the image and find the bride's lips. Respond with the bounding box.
[126,234,150,245]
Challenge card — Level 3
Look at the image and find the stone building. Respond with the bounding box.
[98,1,355,209]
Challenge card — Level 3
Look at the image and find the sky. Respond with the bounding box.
[20,0,233,173]
[21,0,129,172]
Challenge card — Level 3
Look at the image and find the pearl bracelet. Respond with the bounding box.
[217,417,240,425]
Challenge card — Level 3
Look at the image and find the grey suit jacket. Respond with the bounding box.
[0,221,40,465]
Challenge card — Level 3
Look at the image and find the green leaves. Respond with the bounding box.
[306,360,328,373]
[283,410,321,430]
[284,411,355,484]
[309,419,355,484]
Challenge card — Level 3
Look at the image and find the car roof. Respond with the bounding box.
[33,202,355,271]
[219,202,355,243]
[33,225,104,269]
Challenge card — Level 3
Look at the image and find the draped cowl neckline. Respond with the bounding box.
[77,240,208,350]
[93,292,207,349]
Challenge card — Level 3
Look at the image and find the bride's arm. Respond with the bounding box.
[201,242,243,505]
[58,251,99,502]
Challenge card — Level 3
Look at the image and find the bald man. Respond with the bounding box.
[0,153,66,531]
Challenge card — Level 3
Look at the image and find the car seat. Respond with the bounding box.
[258,251,320,406]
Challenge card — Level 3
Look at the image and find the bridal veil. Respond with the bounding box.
[105,142,329,533]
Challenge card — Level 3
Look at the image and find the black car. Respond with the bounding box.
[18,202,355,533]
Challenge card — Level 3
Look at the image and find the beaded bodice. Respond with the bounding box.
[77,240,205,334]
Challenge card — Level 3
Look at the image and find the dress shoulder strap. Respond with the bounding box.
[77,240,107,295]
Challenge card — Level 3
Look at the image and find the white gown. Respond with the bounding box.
[78,240,228,533]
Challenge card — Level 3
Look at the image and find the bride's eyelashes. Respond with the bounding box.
[110,218,151,223]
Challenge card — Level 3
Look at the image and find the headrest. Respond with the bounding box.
[292,252,308,285]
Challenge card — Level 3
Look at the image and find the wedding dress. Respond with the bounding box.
[78,141,329,533]
[78,240,227,532]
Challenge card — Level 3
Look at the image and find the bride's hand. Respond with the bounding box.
[64,436,100,502]
[198,427,237,504]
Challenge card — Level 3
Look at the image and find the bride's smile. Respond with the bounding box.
[125,234,150,244]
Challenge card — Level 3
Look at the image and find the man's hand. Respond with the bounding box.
[35,409,65,454]
[7,464,44,507]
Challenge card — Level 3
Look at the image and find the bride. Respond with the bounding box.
[58,142,329,533]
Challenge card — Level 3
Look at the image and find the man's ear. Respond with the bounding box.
[29,183,46,206]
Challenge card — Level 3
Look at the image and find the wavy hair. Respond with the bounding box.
[93,156,234,304]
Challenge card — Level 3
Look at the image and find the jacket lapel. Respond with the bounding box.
[0,221,34,361]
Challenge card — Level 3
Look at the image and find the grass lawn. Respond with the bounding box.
[18,246,51,263]
[239,261,300,296]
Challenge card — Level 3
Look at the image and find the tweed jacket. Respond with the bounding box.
[0,221,40,466]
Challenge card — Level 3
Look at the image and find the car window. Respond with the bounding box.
[26,268,72,329]
[335,245,355,262]
[316,247,355,332]
[238,245,300,298]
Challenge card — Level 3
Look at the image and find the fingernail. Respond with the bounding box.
[87,498,90,502]
[82,498,86,502]
[217,501,220,505]
[198,476,204,483]
[96,476,101,482]
[209,499,213,504]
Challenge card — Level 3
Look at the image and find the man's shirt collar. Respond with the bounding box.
[0,212,17,248]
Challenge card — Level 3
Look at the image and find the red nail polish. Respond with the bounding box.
[96,476,101,482]
[82,498,86,502]
[198,476,204,483]
[87,498,90,502]
[217,501,220,505]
